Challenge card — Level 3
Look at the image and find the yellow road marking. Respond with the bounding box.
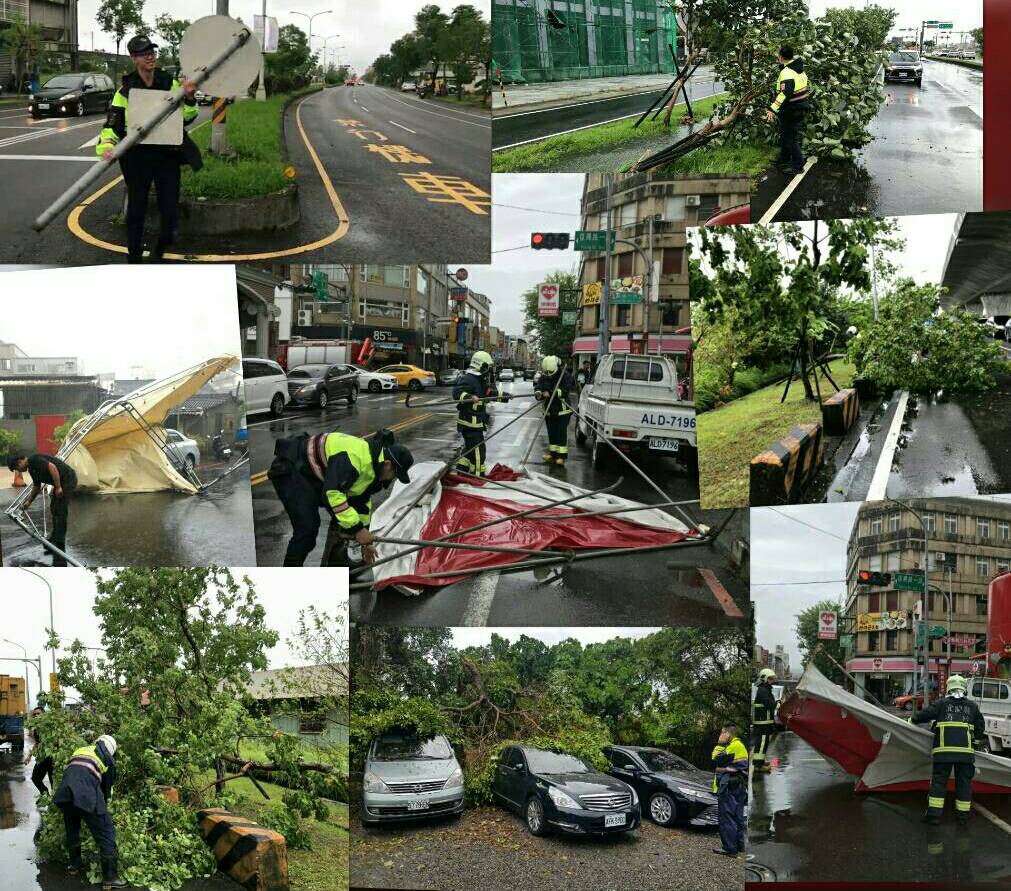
[66,94,350,260]
[398,171,490,215]
[366,143,430,164]
[249,412,436,487]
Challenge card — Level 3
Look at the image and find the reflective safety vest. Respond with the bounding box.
[454,371,500,430]
[97,68,198,156]
[933,721,975,757]
[66,745,108,782]
[752,699,775,728]
[771,63,810,113]
[306,432,381,531]
[912,694,984,764]
[535,370,573,417]
[711,736,749,792]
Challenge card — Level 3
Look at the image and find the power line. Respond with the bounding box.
[492,202,582,217]
[492,244,534,254]
[752,579,849,587]
[764,507,853,543]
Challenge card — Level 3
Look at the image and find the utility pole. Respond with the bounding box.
[2,640,30,706]
[18,568,56,674]
[870,240,879,321]
[643,213,653,348]
[598,174,612,358]
[212,0,234,155]
[256,0,268,101]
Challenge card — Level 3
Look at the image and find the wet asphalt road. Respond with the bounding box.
[0,744,233,891]
[747,732,1011,883]
[0,461,256,567]
[492,67,723,150]
[249,380,749,627]
[351,803,735,891]
[754,59,982,222]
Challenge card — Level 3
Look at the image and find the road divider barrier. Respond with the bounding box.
[198,808,289,891]
[750,423,825,506]
[821,388,860,436]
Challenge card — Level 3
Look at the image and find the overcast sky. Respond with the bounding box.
[463,174,585,337]
[0,567,348,707]
[0,265,241,379]
[809,1,981,35]
[76,0,488,77]
[450,626,662,649]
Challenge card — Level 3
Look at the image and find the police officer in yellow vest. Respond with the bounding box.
[912,674,985,825]
[534,355,574,465]
[711,723,749,857]
[452,350,510,477]
[764,44,810,176]
[97,34,201,264]
[268,428,414,566]
[751,667,777,774]
[53,735,126,889]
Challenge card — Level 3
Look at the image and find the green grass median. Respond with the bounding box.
[697,359,856,509]
[181,86,321,200]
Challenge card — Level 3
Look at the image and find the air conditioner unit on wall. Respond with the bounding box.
[686,195,701,207]
[297,310,313,326]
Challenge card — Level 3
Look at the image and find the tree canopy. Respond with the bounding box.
[521,270,581,360]
[795,598,846,685]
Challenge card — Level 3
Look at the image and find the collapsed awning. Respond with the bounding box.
[780,662,1011,794]
[65,356,238,495]
[368,461,701,592]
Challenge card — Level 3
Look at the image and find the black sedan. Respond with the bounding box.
[492,745,639,837]
[603,745,718,828]
[31,72,116,118]
[287,363,359,408]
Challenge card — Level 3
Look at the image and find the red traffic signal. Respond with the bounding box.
[530,232,570,250]
[857,570,892,587]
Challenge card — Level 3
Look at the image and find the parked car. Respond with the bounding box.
[893,692,925,711]
[163,428,200,472]
[349,364,398,393]
[31,72,115,118]
[242,357,289,418]
[195,89,213,105]
[523,367,537,381]
[603,745,717,828]
[492,745,640,837]
[401,81,417,92]
[437,368,462,386]
[883,51,922,85]
[498,368,515,382]
[286,363,359,408]
[361,733,465,825]
[376,364,436,391]
[959,50,977,60]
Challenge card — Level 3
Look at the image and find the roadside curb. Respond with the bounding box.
[925,55,983,71]
[179,184,299,235]
[493,85,676,117]
[866,390,909,501]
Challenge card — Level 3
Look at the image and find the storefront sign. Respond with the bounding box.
[582,281,602,306]
[941,633,978,649]
[351,325,416,351]
[857,611,910,632]
[450,286,468,303]
[818,610,838,640]
[538,282,560,318]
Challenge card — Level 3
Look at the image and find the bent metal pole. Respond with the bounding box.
[32,25,253,232]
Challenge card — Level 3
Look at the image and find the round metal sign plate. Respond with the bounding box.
[180,15,261,98]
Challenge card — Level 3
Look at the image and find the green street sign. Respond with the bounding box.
[938,22,953,29]
[611,291,642,305]
[312,269,329,301]
[895,571,924,592]
[839,634,853,649]
[915,624,948,643]
[574,230,616,252]
[924,20,939,25]
[561,310,578,325]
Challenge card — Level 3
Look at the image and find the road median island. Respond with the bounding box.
[925,54,983,70]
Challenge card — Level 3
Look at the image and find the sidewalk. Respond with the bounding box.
[493,69,715,113]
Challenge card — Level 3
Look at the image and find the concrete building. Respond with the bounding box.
[448,283,491,369]
[492,0,676,83]
[575,172,750,375]
[242,665,349,745]
[506,335,531,370]
[0,0,79,87]
[0,341,80,376]
[0,375,106,450]
[844,497,1011,704]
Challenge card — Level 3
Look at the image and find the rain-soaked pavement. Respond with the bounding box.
[747,732,1011,883]
[753,59,982,222]
[0,744,233,890]
[0,461,256,567]
[249,380,750,627]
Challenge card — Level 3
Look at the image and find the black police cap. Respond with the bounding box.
[385,443,414,484]
[127,35,159,55]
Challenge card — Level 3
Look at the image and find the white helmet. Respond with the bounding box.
[759,668,776,683]
[469,350,493,372]
[541,355,560,374]
[97,734,117,757]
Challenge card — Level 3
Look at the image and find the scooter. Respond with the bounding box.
[211,431,232,461]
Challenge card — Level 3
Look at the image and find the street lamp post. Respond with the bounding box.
[18,568,56,674]
[886,497,930,708]
[320,34,342,73]
[290,9,333,78]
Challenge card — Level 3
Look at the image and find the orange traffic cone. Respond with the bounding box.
[12,469,26,488]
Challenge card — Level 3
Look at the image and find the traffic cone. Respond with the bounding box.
[12,469,26,488]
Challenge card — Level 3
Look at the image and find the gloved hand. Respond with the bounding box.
[534,391,544,401]
[499,393,511,403]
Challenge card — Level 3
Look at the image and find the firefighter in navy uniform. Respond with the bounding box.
[711,723,749,858]
[97,34,201,264]
[764,44,810,176]
[452,351,510,477]
[53,735,126,889]
[751,667,778,774]
[912,674,985,825]
[534,355,574,465]
[268,429,414,567]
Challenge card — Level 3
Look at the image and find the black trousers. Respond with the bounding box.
[31,756,54,794]
[120,150,182,263]
[60,803,118,858]
[545,413,571,458]
[49,471,77,567]
[927,760,975,820]
[457,427,487,476]
[751,724,773,766]
[717,778,747,854]
[777,105,806,171]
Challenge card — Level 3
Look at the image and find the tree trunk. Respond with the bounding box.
[214,757,225,795]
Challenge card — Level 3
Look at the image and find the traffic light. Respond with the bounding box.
[857,570,892,587]
[530,232,570,250]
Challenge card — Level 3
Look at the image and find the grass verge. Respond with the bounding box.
[653,139,778,177]
[697,360,857,509]
[492,92,726,172]
[430,93,490,110]
[925,55,982,70]
[181,86,321,200]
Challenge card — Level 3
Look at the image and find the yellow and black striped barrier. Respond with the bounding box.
[197,808,289,891]
[821,388,860,436]
[212,98,228,126]
[750,422,825,506]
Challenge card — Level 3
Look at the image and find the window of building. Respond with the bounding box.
[298,714,326,735]
[663,195,686,220]
[930,551,947,570]
[595,257,606,281]
[868,554,882,572]
[868,591,880,612]
[416,268,428,295]
[944,514,957,534]
[661,248,684,276]
[977,556,990,577]
[660,301,681,326]
[886,591,898,611]
[870,516,882,535]
[886,630,898,651]
[1000,521,1010,541]
[978,595,989,616]
[615,305,630,327]
[618,202,638,226]
[617,252,634,278]
[924,512,935,532]
[867,631,879,652]
[888,512,900,532]
[999,559,1010,575]
[886,552,900,572]
[977,517,991,538]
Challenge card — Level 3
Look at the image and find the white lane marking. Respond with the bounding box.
[0,125,37,130]
[359,105,369,112]
[79,135,99,148]
[379,91,492,129]
[388,120,417,134]
[0,154,97,162]
[0,119,97,148]
[866,390,910,502]
[460,571,500,626]
[758,156,818,225]
[494,89,728,152]
[495,79,721,119]
[973,801,1011,837]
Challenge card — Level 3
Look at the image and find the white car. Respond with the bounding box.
[959,50,977,60]
[401,81,417,92]
[350,365,398,393]
[164,428,200,472]
[242,357,289,417]
[498,368,515,382]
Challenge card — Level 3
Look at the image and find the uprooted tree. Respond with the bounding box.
[351,626,750,804]
[32,568,339,891]
[638,1,896,168]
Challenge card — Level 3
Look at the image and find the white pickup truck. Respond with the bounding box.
[574,353,697,472]
[970,676,1011,755]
